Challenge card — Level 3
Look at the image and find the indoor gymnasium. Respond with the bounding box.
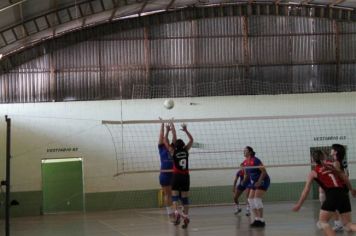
[0,0,356,236]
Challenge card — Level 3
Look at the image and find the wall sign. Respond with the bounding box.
[314,136,346,141]
[47,147,79,153]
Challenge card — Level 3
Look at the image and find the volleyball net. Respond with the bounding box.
[102,113,356,176]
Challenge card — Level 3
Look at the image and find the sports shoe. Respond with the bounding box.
[259,221,266,227]
[182,217,190,229]
[250,220,259,227]
[250,220,265,228]
[245,208,250,217]
[332,224,344,232]
[234,207,242,215]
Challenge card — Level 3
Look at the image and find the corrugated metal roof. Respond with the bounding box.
[0,12,355,103]
[0,0,356,58]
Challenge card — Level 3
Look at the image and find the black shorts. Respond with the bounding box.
[171,173,190,192]
[321,188,351,214]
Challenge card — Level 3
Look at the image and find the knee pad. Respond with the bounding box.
[181,197,189,205]
[172,195,179,202]
[248,198,256,210]
[254,198,263,209]
[316,221,330,230]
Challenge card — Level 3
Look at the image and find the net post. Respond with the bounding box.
[4,115,11,236]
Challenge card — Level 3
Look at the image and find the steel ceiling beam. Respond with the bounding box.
[0,0,27,13]
[300,0,312,5]
[330,0,346,6]
[138,0,149,16]
[166,0,176,10]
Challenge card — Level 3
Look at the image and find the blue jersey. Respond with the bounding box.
[158,144,173,170]
[245,157,265,181]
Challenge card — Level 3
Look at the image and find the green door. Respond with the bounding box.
[42,158,84,214]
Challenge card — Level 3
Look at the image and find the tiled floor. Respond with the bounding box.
[2,200,356,236]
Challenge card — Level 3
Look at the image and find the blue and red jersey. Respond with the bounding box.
[245,156,266,181]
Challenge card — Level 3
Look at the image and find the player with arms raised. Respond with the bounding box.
[163,122,193,229]
[158,119,174,219]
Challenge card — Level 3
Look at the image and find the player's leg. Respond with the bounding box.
[180,191,190,228]
[171,190,181,225]
[337,191,356,232]
[250,177,269,227]
[160,173,173,218]
[248,189,258,225]
[180,174,190,228]
[340,212,356,232]
[332,212,344,232]
[171,174,181,225]
[250,189,266,227]
[319,187,342,232]
[233,186,244,214]
[318,210,335,236]
[245,188,251,216]
[162,185,173,218]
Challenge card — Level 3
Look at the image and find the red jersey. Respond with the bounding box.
[314,164,345,190]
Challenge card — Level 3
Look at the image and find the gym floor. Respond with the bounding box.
[2,200,355,236]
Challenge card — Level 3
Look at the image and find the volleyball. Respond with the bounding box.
[163,99,174,109]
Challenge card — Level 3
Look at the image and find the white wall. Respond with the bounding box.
[0,92,355,193]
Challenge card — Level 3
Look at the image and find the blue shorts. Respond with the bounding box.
[236,181,249,192]
[248,176,270,191]
[159,172,173,186]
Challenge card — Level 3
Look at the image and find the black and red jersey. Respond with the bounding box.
[314,164,345,190]
[172,148,189,175]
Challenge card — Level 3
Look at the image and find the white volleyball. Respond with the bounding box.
[163,99,174,109]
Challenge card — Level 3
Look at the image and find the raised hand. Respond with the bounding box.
[181,123,187,131]
[165,124,171,131]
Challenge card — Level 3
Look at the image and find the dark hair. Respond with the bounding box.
[331,144,345,163]
[175,139,185,150]
[245,146,256,156]
[312,150,325,165]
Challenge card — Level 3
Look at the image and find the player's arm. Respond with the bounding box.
[158,117,164,145]
[255,164,267,187]
[233,175,238,193]
[329,165,355,196]
[182,123,194,151]
[170,121,177,145]
[164,124,171,145]
[162,123,174,155]
[340,173,356,197]
[163,134,174,156]
[241,172,249,185]
[293,171,316,211]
